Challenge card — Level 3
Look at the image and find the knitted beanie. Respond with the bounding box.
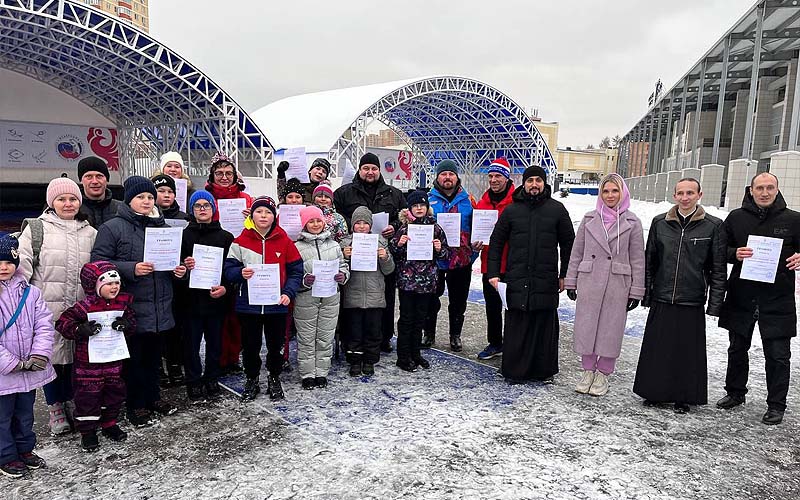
[359,152,380,168]
[300,205,324,229]
[487,157,511,180]
[280,177,305,201]
[0,234,20,268]
[435,159,459,177]
[189,190,216,216]
[522,165,548,184]
[250,195,277,218]
[406,189,429,208]
[310,157,331,175]
[312,180,334,200]
[78,156,110,180]
[151,174,176,193]
[159,151,184,171]
[123,175,157,204]
[46,177,82,208]
[351,206,373,230]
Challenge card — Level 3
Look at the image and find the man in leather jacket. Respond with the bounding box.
[716,172,800,425]
[633,178,727,413]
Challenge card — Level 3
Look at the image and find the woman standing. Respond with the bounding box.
[155,151,195,201]
[564,173,645,396]
[18,177,96,434]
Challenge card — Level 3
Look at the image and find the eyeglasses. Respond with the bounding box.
[194,203,213,211]
[214,171,234,178]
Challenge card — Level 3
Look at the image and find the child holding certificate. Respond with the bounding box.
[293,206,349,390]
[56,261,135,452]
[223,196,303,402]
[179,190,234,402]
[0,235,54,478]
[339,207,395,377]
[389,191,450,372]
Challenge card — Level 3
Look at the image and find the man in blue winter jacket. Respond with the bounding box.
[422,159,478,352]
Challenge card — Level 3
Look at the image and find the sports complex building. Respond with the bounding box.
[0,0,557,210]
[617,0,800,209]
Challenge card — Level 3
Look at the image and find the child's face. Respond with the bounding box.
[0,261,16,281]
[130,193,155,215]
[410,203,427,218]
[156,187,175,208]
[353,220,371,234]
[305,218,325,235]
[314,194,332,208]
[100,283,120,300]
[285,193,304,205]
[252,207,275,232]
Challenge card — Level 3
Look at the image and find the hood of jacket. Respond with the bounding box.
[38,210,91,231]
[297,229,333,242]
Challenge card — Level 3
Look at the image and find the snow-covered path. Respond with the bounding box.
[11,195,800,500]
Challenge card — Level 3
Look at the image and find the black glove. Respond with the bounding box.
[566,289,577,301]
[76,320,101,339]
[277,161,290,179]
[626,298,640,311]
[111,317,130,332]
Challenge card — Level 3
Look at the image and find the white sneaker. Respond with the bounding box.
[575,370,595,394]
[48,402,71,435]
[588,372,609,396]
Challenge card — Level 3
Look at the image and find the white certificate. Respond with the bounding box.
[371,212,390,234]
[143,227,183,271]
[351,233,379,272]
[218,198,247,237]
[471,209,499,243]
[174,178,188,212]
[87,311,129,363]
[497,282,509,310]
[248,263,281,305]
[189,244,224,290]
[278,204,303,241]
[436,212,461,247]
[284,147,309,183]
[312,259,339,298]
[407,224,434,261]
[740,235,783,283]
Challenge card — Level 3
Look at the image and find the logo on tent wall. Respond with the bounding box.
[87,128,119,171]
[56,135,82,160]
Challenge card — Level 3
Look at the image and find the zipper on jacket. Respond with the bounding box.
[671,227,686,303]
[690,237,711,245]
[261,237,266,315]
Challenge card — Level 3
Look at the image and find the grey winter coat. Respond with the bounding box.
[18,211,96,364]
[91,204,176,334]
[339,234,394,309]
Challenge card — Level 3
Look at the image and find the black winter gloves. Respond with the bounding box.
[566,289,577,301]
[76,320,101,339]
[112,317,130,332]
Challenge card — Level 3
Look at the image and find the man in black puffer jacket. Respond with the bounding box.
[487,165,574,381]
[633,178,726,414]
[716,173,800,425]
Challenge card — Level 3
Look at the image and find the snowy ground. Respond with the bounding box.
[10,195,800,499]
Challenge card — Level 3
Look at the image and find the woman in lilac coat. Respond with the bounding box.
[564,174,645,397]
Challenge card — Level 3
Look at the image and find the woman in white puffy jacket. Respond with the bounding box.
[18,177,96,435]
[293,206,349,390]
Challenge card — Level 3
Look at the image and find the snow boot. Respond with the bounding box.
[301,378,315,390]
[349,363,362,377]
[81,431,100,452]
[449,335,463,352]
[267,376,285,400]
[588,372,608,396]
[362,363,375,377]
[412,356,430,369]
[241,377,260,401]
[187,384,206,403]
[48,402,71,435]
[314,376,328,389]
[101,424,128,442]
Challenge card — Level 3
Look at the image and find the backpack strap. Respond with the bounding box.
[20,218,44,269]
[0,286,30,338]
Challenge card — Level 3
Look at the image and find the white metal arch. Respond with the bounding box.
[0,0,274,177]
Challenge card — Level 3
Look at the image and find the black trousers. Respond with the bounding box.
[424,266,472,339]
[381,272,397,343]
[125,333,162,411]
[160,327,183,373]
[184,314,224,386]
[482,273,504,347]
[346,308,383,365]
[724,321,792,412]
[398,291,434,364]
[239,313,287,380]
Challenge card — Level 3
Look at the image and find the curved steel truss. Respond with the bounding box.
[0,0,273,177]
[330,76,556,192]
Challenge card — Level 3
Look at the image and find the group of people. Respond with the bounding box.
[0,149,797,479]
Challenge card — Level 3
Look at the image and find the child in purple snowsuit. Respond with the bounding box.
[56,261,135,452]
[0,235,55,478]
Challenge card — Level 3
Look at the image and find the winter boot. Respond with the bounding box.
[149,400,178,416]
[588,372,608,396]
[101,424,128,442]
[19,451,46,470]
[167,364,185,387]
[267,376,285,401]
[349,363,362,377]
[205,380,222,400]
[362,363,375,377]
[396,359,417,372]
[314,376,328,389]
[575,370,595,394]
[81,431,100,452]
[127,408,155,428]
[48,402,71,435]
[762,409,785,425]
[301,378,315,390]
[241,377,260,401]
[0,460,27,478]
[187,384,206,403]
[421,333,435,349]
[449,335,463,352]
[412,356,430,369]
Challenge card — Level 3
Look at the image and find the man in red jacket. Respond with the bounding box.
[473,158,515,360]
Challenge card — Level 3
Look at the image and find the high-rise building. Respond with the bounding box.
[80,0,149,32]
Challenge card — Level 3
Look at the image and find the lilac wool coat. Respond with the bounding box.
[0,273,56,396]
[564,210,646,358]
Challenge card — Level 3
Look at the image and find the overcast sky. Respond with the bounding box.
[151,0,756,149]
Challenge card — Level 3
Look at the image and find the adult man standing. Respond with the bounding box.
[487,165,574,381]
[277,157,330,205]
[716,172,800,425]
[334,152,406,351]
[473,158,515,360]
[422,159,476,352]
[633,178,726,414]
[77,156,123,228]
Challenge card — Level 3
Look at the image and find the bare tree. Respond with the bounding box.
[611,134,622,147]
[598,136,612,149]
[586,144,596,150]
